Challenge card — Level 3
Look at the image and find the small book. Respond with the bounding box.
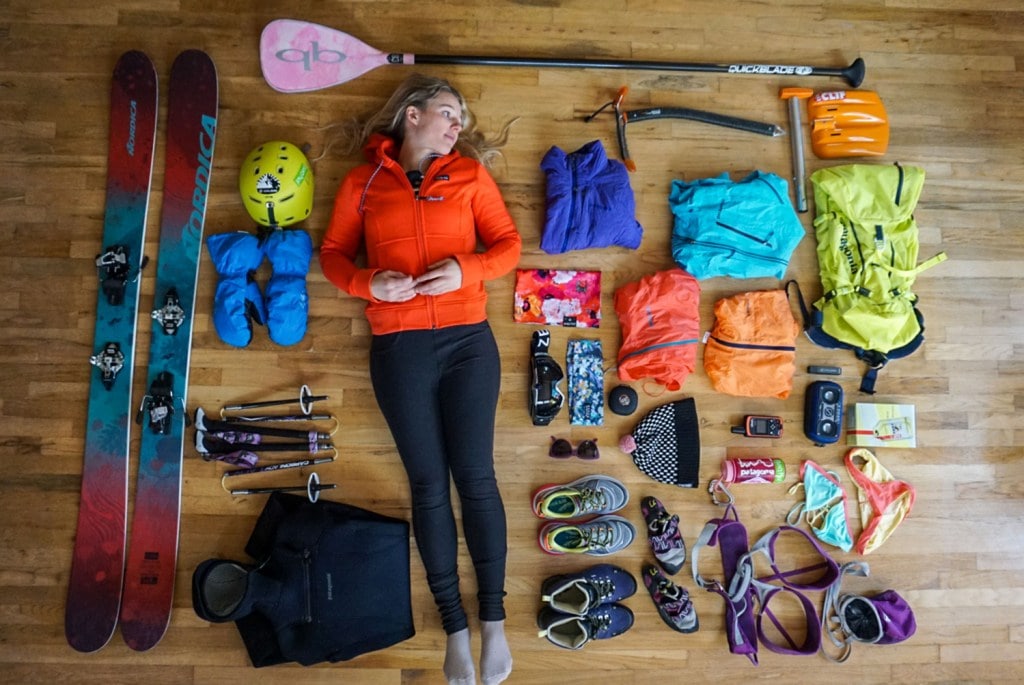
[847,402,916,448]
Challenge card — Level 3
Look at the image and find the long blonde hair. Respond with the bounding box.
[322,74,512,167]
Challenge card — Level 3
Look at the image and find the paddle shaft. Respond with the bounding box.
[406,54,865,87]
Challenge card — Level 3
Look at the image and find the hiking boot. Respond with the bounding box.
[536,604,635,650]
[642,563,699,634]
[532,474,630,519]
[538,515,636,556]
[540,563,637,615]
[641,495,686,575]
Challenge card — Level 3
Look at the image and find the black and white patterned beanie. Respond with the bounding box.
[618,397,700,487]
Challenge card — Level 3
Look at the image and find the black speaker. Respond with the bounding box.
[804,380,844,446]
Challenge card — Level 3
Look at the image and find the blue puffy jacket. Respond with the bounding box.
[540,140,643,254]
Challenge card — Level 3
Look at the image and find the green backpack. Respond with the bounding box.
[794,163,947,393]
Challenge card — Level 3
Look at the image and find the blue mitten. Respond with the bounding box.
[206,231,266,347]
[262,229,312,346]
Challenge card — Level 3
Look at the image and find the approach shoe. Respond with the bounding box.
[642,563,699,634]
[538,514,636,556]
[641,495,686,575]
[537,603,634,650]
[532,474,630,520]
[540,563,637,615]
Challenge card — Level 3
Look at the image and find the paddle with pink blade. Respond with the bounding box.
[259,19,865,93]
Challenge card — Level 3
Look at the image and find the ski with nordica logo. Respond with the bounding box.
[65,50,158,654]
[119,49,217,652]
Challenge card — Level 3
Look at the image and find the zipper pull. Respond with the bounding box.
[407,170,423,200]
[301,548,314,623]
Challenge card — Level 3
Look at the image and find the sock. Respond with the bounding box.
[480,619,513,685]
[443,628,475,685]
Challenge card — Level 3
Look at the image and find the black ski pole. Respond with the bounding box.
[229,472,336,503]
[220,384,328,416]
[216,412,336,424]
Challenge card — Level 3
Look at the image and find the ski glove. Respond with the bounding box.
[262,229,312,346]
[206,231,266,347]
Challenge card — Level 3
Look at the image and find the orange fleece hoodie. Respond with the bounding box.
[320,134,522,335]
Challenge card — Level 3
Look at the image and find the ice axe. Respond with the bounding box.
[587,86,784,171]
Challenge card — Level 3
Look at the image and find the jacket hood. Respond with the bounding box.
[362,132,463,170]
[363,133,400,165]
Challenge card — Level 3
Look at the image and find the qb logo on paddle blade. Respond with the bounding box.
[274,42,347,71]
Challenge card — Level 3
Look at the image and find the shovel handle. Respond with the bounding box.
[780,88,814,213]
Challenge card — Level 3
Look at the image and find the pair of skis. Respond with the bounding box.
[65,49,218,653]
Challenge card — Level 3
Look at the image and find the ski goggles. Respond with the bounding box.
[530,329,564,426]
[548,436,599,460]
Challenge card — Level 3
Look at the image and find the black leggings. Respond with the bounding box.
[369,321,507,634]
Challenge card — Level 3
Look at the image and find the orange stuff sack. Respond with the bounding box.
[704,289,800,399]
[614,268,701,392]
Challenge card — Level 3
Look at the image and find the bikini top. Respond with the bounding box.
[787,459,855,552]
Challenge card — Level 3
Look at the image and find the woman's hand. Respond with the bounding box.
[413,258,463,296]
[370,270,418,302]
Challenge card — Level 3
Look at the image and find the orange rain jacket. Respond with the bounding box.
[320,134,522,335]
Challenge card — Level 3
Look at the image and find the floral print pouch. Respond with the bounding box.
[513,269,601,328]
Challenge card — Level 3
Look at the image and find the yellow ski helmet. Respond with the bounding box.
[239,141,314,228]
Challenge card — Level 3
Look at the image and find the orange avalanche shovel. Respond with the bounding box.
[807,90,889,158]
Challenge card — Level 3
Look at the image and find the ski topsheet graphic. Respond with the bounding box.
[119,49,218,652]
[66,50,158,654]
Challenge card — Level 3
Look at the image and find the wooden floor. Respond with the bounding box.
[2,1,1023,683]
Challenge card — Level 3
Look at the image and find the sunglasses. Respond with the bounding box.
[549,436,599,460]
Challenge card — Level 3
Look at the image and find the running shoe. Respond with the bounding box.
[641,495,686,575]
[537,603,635,650]
[642,563,699,633]
[538,515,636,556]
[532,474,630,519]
[540,563,637,615]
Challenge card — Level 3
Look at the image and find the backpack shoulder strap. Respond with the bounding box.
[785,279,898,395]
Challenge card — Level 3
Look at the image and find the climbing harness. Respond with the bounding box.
[692,481,841,664]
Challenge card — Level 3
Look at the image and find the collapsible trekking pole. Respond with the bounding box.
[195,430,333,457]
[229,472,336,503]
[221,455,336,481]
[220,384,328,417]
[195,407,333,441]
